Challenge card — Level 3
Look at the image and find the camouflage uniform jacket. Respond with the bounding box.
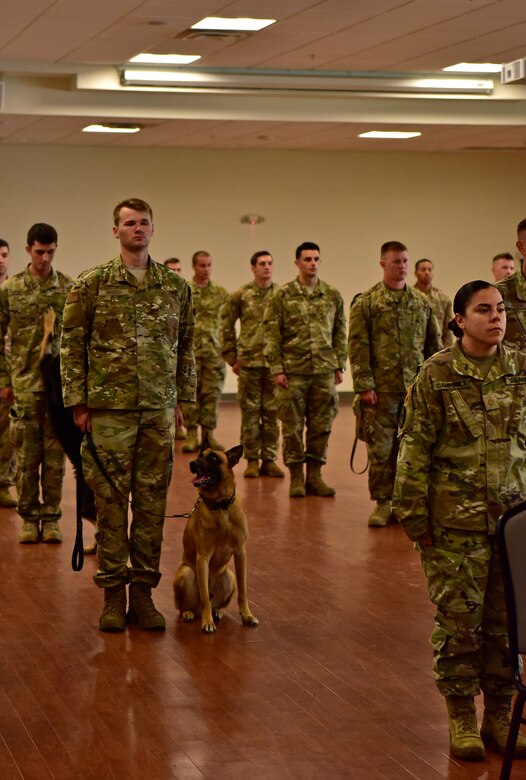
[221,281,279,368]
[348,282,441,393]
[190,279,229,361]
[60,255,196,410]
[392,342,526,543]
[414,284,454,348]
[263,278,347,375]
[0,266,74,393]
[496,264,526,350]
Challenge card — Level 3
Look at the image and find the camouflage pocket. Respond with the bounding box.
[352,394,367,442]
[80,437,114,498]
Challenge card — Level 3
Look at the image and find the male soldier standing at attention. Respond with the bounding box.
[348,241,441,527]
[181,250,228,453]
[496,221,526,349]
[414,258,453,348]
[0,240,17,508]
[264,241,346,497]
[222,250,284,478]
[0,224,73,542]
[492,252,515,283]
[60,197,196,633]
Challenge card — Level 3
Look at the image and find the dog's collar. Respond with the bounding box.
[197,491,236,511]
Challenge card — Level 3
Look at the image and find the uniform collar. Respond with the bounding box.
[451,341,518,382]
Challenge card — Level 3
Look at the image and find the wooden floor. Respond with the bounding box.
[0,400,523,779]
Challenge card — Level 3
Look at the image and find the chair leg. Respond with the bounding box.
[500,693,526,780]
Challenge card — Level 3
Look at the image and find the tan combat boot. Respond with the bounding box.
[446,695,485,761]
[19,521,40,544]
[201,428,225,451]
[368,501,392,527]
[99,584,127,632]
[42,521,63,543]
[259,460,284,477]
[289,464,306,497]
[0,487,17,508]
[481,694,526,757]
[127,583,166,631]
[305,462,336,496]
[244,460,260,478]
[182,427,200,452]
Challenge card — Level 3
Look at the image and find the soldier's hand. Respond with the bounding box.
[43,306,56,335]
[273,372,288,388]
[175,404,184,429]
[360,389,377,405]
[0,385,13,404]
[73,404,92,433]
[232,361,240,376]
[335,369,344,385]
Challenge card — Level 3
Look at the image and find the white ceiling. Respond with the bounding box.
[1,0,526,151]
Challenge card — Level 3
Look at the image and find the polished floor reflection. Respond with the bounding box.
[0,401,520,779]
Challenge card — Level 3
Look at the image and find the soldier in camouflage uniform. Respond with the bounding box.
[414,258,454,348]
[496,219,526,350]
[222,250,283,478]
[348,241,441,527]
[0,224,73,543]
[491,252,515,282]
[393,280,526,763]
[60,198,196,633]
[180,251,228,453]
[0,239,17,508]
[263,242,346,497]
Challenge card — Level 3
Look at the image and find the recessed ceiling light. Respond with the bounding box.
[191,17,275,32]
[359,131,421,139]
[443,62,502,73]
[129,53,201,65]
[82,124,141,134]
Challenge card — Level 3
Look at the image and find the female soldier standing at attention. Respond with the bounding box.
[393,280,526,762]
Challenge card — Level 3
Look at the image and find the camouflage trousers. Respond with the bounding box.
[361,391,404,502]
[180,357,226,430]
[81,408,175,589]
[277,372,339,466]
[419,527,513,698]
[10,391,65,522]
[0,397,15,487]
[237,367,279,461]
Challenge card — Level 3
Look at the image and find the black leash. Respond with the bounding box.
[71,472,84,571]
[350,435,369,475]
[85,432,195,520]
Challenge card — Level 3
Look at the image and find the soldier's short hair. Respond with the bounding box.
[163,257,181,267]
[192,251,210,265]
[415,258,433,270]
[0,239,9,251]
[26,223,58,247]
[449,279,495,339]
[250,250,273,266]
[113,198,153,226]
[295,242,320,260]
[517,218,526,236]
[381,241,407,256]
[492,252,514,264]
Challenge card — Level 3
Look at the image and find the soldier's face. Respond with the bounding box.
[295,249,320,283]
[0,246,10,277]
[492,258,515,281]
[166,261,182,275]
[252,254,273,284]
[414,261,433,286]
[113,208,153,252]
[381,250,409,286]
[26,241,56,279]
[193,254,212,284]
[455,287,506,353]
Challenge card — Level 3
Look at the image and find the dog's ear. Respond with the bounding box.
[226,444,243,469]
[200,432,210,452]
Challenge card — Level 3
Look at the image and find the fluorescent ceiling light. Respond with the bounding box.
[82,124,140,134]
[443,62,502,73]
[415,77,493,91]
[122,69,206,84]
[129,53,201,65]
[191,17,275,32]
[359,131,421,139]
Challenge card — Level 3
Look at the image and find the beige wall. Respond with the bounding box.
[0,144,522,392]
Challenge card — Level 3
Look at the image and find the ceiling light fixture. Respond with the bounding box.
[359,131,422,139]
[82,124,141,134]
[129,53,201,65]
[415,77,493,92]
[443,62,502,73]
[191,17,276,32]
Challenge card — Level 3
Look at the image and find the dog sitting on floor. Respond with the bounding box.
[173,434,259,633]
[39,307,97,552]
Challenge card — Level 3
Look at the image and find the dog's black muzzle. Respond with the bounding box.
[190,453,222,488]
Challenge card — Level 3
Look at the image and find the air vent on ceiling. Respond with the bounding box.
[175,28,249,41]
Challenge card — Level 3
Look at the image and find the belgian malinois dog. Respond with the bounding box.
[173,434,259,633]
